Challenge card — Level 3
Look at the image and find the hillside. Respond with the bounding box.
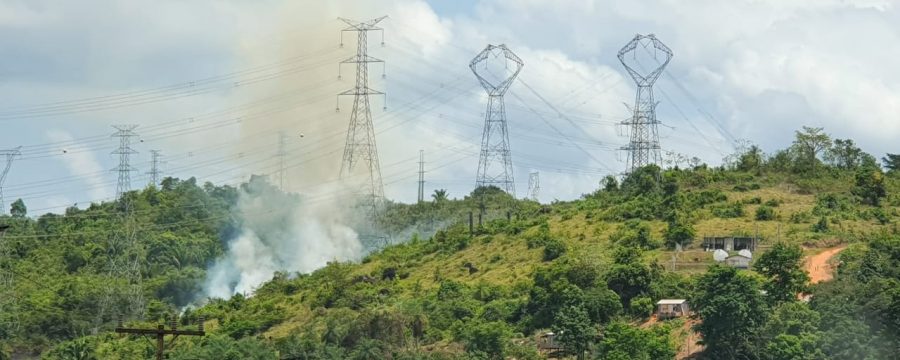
[2,128,900,359]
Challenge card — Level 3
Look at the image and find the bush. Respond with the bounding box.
[543,238,566,261]
[812,216,829,233]
[712,202,745,218]
[629,296,654,318]
[764,199,781,207]
[756,205,776,221]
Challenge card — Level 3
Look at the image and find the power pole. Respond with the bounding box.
[0,147,21,214]
[147,150,163,186]
[618,34,672,174]
[115,315,205,360]
[417,149,425,203]
[336,16,387,219]
[0,224,19,335]
[471,44,522,195]
[277,131,288,190]
[527,172,540,202]
[111,125,139,199]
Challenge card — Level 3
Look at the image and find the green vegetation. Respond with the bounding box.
[1,127,900,359]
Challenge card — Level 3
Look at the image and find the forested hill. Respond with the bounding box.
[2,128,900,359]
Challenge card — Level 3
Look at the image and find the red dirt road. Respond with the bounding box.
[804,246,846,283]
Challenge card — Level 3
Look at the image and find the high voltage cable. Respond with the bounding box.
[0,47,343,119]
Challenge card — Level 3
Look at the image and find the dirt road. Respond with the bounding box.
[804,245,846,283]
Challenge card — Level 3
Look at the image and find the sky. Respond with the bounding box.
[0,0,898,214]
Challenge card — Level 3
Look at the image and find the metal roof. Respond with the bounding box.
[656,299,687,305]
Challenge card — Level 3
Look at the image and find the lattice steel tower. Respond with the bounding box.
[96,125,144,330]
[0,147,21,214]
[0,224,19,335]
[417,150,425,203]
[618,34,672,174]
[471,44,522,195]
[147,150,163,186]
[528,172,540,202]
[337,16,387,217]
[111,125,139,198]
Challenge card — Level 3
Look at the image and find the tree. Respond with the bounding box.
[825,138,863,170]
[693,265,768,359]
[430,189,448,204]
[883,153,900,174]
[738,144,764,172]
[582,287,622,325]
[460,321,513,359]
[664,216,695,249]
[852,166,886,206]
[606,246,652,308]
[753,242,809,305]
[553,305,593,360]
[600,176,618,192]
[9,199,25,218]
[791,126,830,174]
[595,321,675,360]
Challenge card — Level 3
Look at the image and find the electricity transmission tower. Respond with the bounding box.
[0,224,19,335]
[417,150,425,203]
[471,44,522,195]
[277,131,288,190]
[528,172,540,202]
[618,34,672,174]
[337,16,387,218]
[111,125,139,198]
[97,125,144,330]
[0,147,21,214]
[147,150,163,186]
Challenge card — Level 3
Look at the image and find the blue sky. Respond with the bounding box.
[0,0,898,215]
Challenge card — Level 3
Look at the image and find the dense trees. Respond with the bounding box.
[1,126,898,359]
[693,265,768,359]
[753,242,809,305]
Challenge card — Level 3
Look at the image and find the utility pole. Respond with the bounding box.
[527,172,540,202]
[115,315,205,360]
[471,44,522,196]
[618,34,672,174]
[337,16,388,219]
[0,147,21,214]
[417,149,425,203]
[147,150,163,186]
[111,125,139,199]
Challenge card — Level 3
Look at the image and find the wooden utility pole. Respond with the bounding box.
[115,316,205,360]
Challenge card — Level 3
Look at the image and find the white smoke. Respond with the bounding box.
[203,176,363,299]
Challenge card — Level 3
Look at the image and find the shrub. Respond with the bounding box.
[543,238,566,261]
[712,202,745,218]
[764,199,781,207]
[756,205,776,221]
[629,296,654,318]
[812,216,829,233]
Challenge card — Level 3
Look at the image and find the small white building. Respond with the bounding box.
[656,299,690,319]
[725,254,752,269]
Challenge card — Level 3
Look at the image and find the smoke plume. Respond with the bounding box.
[203,176,364,298]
